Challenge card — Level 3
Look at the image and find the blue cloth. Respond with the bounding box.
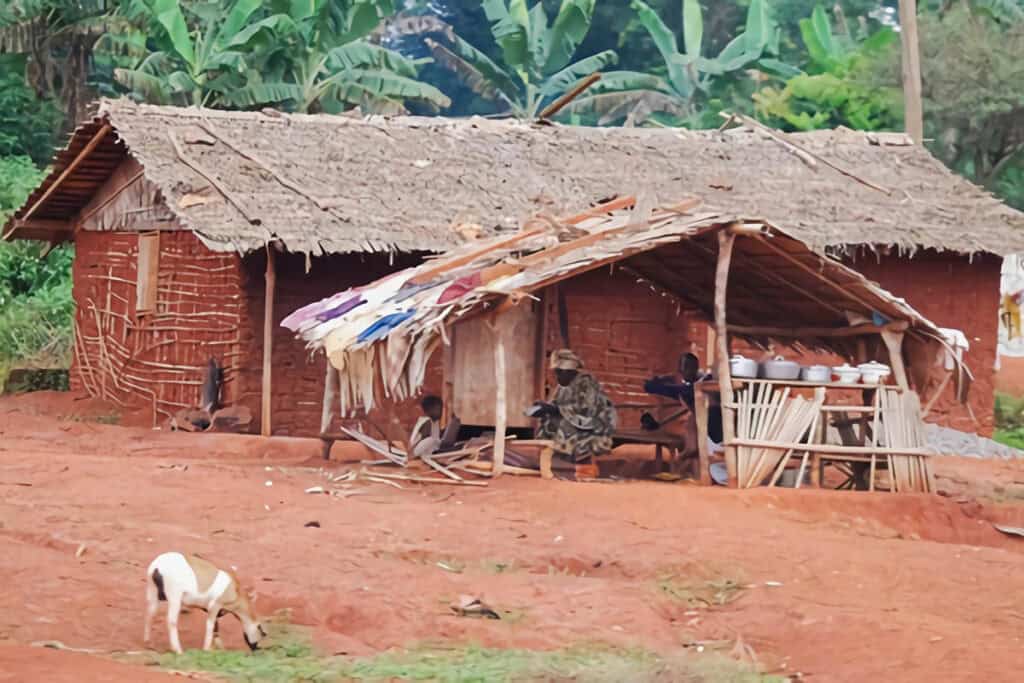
[643,373,710,409]
[356,310,415,343]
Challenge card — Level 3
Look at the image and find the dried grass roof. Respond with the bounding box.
[283,198,964,414]
[5,98,1023,256]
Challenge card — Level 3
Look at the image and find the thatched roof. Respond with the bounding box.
[283,198,965,415]
[5,98,1023,256]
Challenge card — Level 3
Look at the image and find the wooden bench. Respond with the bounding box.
[612,429,689,472]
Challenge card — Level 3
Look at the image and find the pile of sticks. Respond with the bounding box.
[733,384,825,488]
[878,388,932,493]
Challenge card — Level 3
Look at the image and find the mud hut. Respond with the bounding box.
[4,99,1022,436]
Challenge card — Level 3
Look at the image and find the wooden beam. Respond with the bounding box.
[727,439,929,457]
[695,389,711,485]
[538,72,601,120]
[261,244,276,436]
[409,228,548,285]
[729,322,909,338]
[492,325,507,477]
[899,0,924,144]
[714,230,738,487]
[21,123,113,222]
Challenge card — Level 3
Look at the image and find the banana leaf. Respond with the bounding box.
[542,0,595,74]
[538,49,617,103]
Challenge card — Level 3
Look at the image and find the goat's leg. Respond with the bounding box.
[202,606,219,651]
[143,579,159,644]
[166,594,184,654]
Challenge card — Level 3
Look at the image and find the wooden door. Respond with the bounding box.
[451,302,539,428]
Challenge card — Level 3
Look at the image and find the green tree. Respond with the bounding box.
[566,0,791,125]
[423,0,629,118]
[221,0,449,113]
[752,5,899,132]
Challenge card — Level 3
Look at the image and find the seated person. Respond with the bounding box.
[642,352,723,448]
[528,349,617,462]
[409,395,461,459]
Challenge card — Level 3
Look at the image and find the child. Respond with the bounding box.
[409,395,460,458]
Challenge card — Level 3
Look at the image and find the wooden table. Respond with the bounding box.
[613,429,688,472]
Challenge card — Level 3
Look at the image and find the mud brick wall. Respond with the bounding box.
[844,250,1001,436]
[240,250,440,438]
[71,230,244,424]
[542,267,705,429]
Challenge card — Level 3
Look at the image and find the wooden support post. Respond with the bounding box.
[492,327,507,477]
[695,389,711,485]
[320,362,338,460]
[899,0,924,144]
[714,230,738,487]
[260,244,276,437]
[880,328,910,391]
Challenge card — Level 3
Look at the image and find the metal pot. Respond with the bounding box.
[800,364,831,383]
[761,356,801,380]
[857,361,892,385]
[832,363,861,384]
[729,354,758,379]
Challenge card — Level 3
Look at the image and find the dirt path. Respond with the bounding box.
[3,394,1024,681]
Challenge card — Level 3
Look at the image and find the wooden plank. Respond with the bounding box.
[881,328,911,391]
[320,363,339,459]
[714,230,738,487]
[22,123,112,222]
[728,322,907,338]
[452,302,537,428]
[261,245,275,436]
[409,228,548,285]
[492,328,507,478]
[726,439,930,456]
[135,232,160,313]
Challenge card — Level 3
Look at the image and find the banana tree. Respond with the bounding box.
[114,0,283,106]
[424,0,633,119]
[569,0,793,124]
[218,0,450,113]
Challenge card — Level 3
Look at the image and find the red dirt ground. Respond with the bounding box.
[4,391,1024,681]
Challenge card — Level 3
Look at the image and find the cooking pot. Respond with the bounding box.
[729,354,758,379]
[761,356,801,380]
[800,364,831,383]
[833,363,861,384]
[857,361,892,385]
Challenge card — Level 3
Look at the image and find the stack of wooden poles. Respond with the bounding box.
[733,383,825,489]
[878,388,932,493]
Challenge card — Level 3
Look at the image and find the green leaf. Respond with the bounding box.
[340,68,451,108]
[152,0,195,69]
[630,0,689,96]
[326,41,418,78]
[542,0,595,74]
[798,17,828,66]
[586,70,671,94]
[528,2,547,70]
[681,0,702,58]
[216,0,263,47]
[538,49,617,103]
[223,14,298,50]
[564,90,686,124]
[756,58,803,79]
[810,5,835,58]
[166,70,196,94]
[426,35,519,105]
[744,0,770,53]
[221,81,306,107]
[859,27,897,56]
[345,0,387,43]
[483,0,530,70]
[114,67,171,103]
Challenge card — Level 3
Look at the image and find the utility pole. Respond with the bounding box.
[899,0,924,143]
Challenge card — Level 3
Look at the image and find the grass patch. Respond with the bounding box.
[154,628,780,682]
[657,563,748,609]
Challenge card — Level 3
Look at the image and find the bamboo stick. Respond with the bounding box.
[492,326,507,477]
[261,245,275,437]
[714,230,737,487]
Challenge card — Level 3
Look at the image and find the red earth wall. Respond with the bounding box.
[70,230,245,423]
[239,249,440,438]
[843,249,1001,436]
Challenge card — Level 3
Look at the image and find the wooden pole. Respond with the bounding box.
[899,0,924,144]
[492,323,507,477]
[880,328,911,391]
[320,363,338,459]
[695,390,712,485]
[260,244,276,437]
[714,230,738,487]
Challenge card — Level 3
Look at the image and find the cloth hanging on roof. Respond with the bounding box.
[437,272,482,305]
[316,295,365,322]
[357,310,416,344]
[282,288,356,330]
[389,281,437,304]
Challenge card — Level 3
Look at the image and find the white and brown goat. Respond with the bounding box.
[144,552,265,654]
